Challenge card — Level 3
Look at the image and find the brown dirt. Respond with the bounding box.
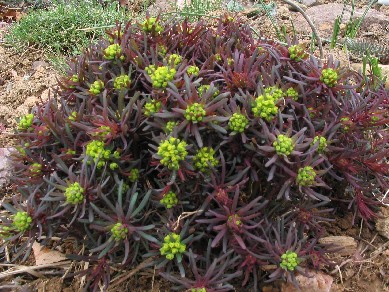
[0,1,388,291]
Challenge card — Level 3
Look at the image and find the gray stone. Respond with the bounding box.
[293,4,389,38]
[376,206,389,239]
[0,148,13,188]
[281,270,333,292]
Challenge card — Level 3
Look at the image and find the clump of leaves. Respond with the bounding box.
[1,15,388,291]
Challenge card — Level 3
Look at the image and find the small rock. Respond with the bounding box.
[376,206,389,239]
[318,236,357,256]
[0,148,13,188]
[32,61,48,71]
[293,4,389,38]
[281,270,333,292]
[300,0,318,7]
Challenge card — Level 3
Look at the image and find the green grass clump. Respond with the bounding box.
[5,0,132,57]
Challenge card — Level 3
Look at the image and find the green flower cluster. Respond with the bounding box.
[296,166,316,187]
[273,135,294,156]
[89,80,104,95]
[129,168,139,182]
[13,211,32,232]
[109,162,118,170]
[252,95,278,121]
[29,163,42,175]
[68,111,77,121]
[86,140,111,168]
[111,222,128,241]
[197,84,219,98]
[340,117,352,131]
[160,233,186,260]
[286,88,299,100]
[193,147,218,172]
[265,86,283,100]
[228,113,248,133]
[70,74,79,83]
[18,113,34,131]
[320,68,338,87]
[288,45,307,61]
[160,191,179,209]
[184,103,206,123]
[168,54,182,66]
[214,54,222,61]
[187,65,200,77]
[92,126,111,140]
[280,250,300,271]
[158,44,167,56]
[66,149,76,155]
[157,137,188,170]
[16,142,30,155]
[191,288,206,292]
[104,44,122,60]
[227,58,234,66]
[311,136,327,153]
[64,182,84,204]
[227,214,242,227]
[146,65,176,89]
[144,100,161,117]
[114,75,131,90]
[142,17,163,34]
[165,121,179,133]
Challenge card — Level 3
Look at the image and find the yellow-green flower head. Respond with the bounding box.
[111,222,128,241]
[160,233,186,260]
[160,191,179,208]
[340,117,352,131]
[184,103,206,123]
[227,214,242,229]
[197,85,219,98]
[157,137,188,170]
[142,17,163,34]
[69,74,79,83]
[296,166,316,187]
[158,44,167,56]
[320,68,338,87]
[165,121,179,134]
[288,45,307,61]
[86,140,111,168]
[148,66,176,89]
[191,288,206,292]
[29,163,42,175]
[64,182,85,204]
[265,86,283,101]
[227,58,234,66]
[104,44,122,60]
[311,136,327,153]
[66,149,76,155]
[68,111,77,122]
[214,54,222,61]
[252,95,278,121]
[187,65,200,77]
[168,54,183,66]
[286,88,299,101]
[128,168,139,182]
[109,162,118,170]
[89,80,105,95]
[280,250,300,271]
[228,113,248,133]
[13,211,32,232]
[144,100,161,117]
[18,113,34,131]
[273,135,294,156]
[92,125,111,140]
[193,147,218,172]
[114,74,131,90]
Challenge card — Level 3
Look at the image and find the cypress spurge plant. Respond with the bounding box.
[1,15,388,291]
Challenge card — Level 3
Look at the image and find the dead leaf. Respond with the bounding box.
[32,241,67,266]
